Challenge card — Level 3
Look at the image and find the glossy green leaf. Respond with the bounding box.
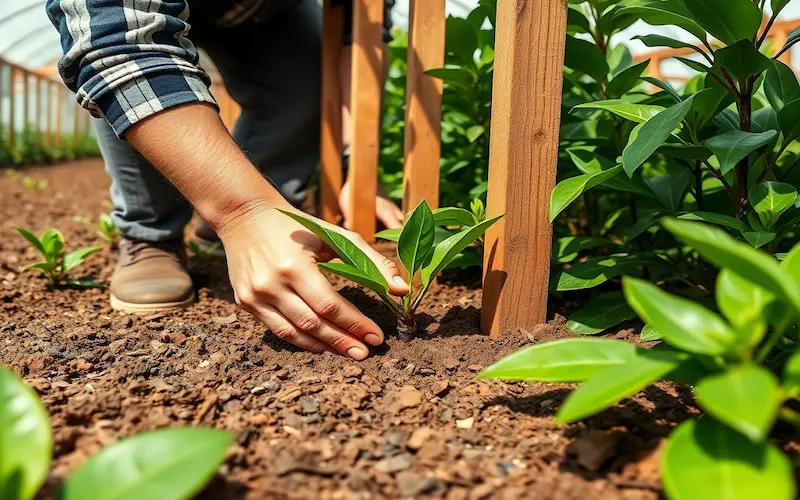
[565,36,609,82]
[15,227,45,256]
[41,229,64,259]
[566,291,636,335]
[749,181,798,231]
[644,165,692,211]
[421,215,502,287]
[278,210,388,291]
[567,149,654,196]
[618,1,708,42]
[716,269,772,348]
[477,338,637,382]
[573,101,665,124]
[319,263,390,299]
[781,242,800,281]
[552,236,612,264]
[695,365,781,442]
[622,93,701,176]
[704,130,778,176]
[662,419,795,500]
[62,427,233,500]
[606,61,649,97]
[553,254,665,291]
[445,16,478,62]
[556,348,687,424]
[677,212,749,232]
[714,40,772,84]
[783,350,800,389]
[742,231,776,249]
[640,324,662,342]
[432,207,475,227]
[549,166,623,222]
[777,98,800,143]
[623,277,737,355]
[566,7,591,35]
[633,34,700,52]
[376,226,453,244]
[641,76,683,102]
[765,61,800,112]
[772,0,792,17]
[683,0,761,45]
[425,67,474,86]
[63,246,103,273]
[0,367,52,500]
[661,218,800,314]
[398,201,435,276]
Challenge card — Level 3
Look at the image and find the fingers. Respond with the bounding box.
[292,271,385,346]
[243,302,327,354]
[356,241,409,296]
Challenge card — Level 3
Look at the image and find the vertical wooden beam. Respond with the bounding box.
[401,0,446,212]
[22,72,29,131]
[348,0,384,240]
[482,0,568,338]
[320,0,345,224]
[8,67,15,158]
[55,85,63,147]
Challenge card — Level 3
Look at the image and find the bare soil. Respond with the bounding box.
[0,160,713,499]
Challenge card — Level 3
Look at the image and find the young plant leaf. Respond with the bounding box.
[623,277,737,356]
[572,101,665,124]
[432,207,476,227]
[556,348,687,424]
[682,0,762,46]
[661,218,800,314]
[765,61,800,112]
[376,226,454,244]
[552,236,612,264]
[617,2,708,42]
[15,227,45,256]
[704,130,778,176]
[748,182,798,231]
[622,93,701,176]
[639,324,662,342]
[278,210,388,290]
[662,419,795,500]
[566,291,636,335]
[716,269,772,348]
[777,98,800,143]
[477,338,637,383]
[421,215,502,287]
[564,36,609,83]
[550,166,623,222]
[783,350,800,389]
[677,212,749,233]
[714,40,772,85]
[606,60,649,97]
[553,254,666,292]
[0,367,52,500]
[694,365,781,442]
[319,262,390,298]
[398,201,435,276]
[41,229,64,259]
[61,428,234,500]
[63,246,103,273]
[643,164,692,211]
[633,34,699,52]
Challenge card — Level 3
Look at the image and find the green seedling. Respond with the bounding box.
[279,202,502,337]
[0,366,233,500]
[5,168,20,180]
[21,177,48,191]
[73,213,120,246]
[16,227,102,288]
[186,240,221,260]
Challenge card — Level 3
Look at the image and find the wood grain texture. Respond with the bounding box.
[482,0,568,338]
[402,0,445,212]
[320,0,345,224]
[348,0,384,240]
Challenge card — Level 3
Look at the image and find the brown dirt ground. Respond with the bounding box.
[0,160,766,499]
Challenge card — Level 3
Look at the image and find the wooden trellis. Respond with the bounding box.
[319,0,569,337]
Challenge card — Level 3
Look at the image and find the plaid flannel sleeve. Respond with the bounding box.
[46,0,218,138]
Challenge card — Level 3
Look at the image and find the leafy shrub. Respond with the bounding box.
[279,203,501,335]
[551,0,800,334]
[0,366,232,500]
[482,218,800,499]
[16,227,102,288]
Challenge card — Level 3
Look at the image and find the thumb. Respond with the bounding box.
[363,245,408,296]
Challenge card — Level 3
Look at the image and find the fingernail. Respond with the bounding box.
[393,276,408,288]
[347,347,367,360]
[364,333,383,346]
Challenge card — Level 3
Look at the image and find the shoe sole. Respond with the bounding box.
[110,292,196,313]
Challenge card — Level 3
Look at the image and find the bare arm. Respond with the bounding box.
[126,103,409,360]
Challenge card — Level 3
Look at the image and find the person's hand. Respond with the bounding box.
[339,180,404,230]
[216,204,409,360]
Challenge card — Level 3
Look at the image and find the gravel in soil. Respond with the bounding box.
[0,160,748,499]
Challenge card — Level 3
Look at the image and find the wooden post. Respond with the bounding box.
[22,72,29,131]
[320,0,345,224]
[348,0,384,240]
[401,0,446,212]
[55,85,63,147]
[8,66,15,158]
[482,0,568,338]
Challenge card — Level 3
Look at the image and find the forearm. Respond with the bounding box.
[124,103,291,231]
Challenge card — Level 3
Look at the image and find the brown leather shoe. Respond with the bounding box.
[110,238,194,312]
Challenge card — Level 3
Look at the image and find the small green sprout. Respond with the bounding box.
[21,176,48,191]
[73,213,120,246]
[5,168,20,180]
[16,227,102,288]
[279,201,502,337]
[186,240,221,260]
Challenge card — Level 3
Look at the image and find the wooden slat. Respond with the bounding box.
[348,0,384,240]
[401,0,445,212]
[55,85,63,147]
[8,66,15,157]
[320,0,345,224]
[482,0,568,338]
[22,71,29,130]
